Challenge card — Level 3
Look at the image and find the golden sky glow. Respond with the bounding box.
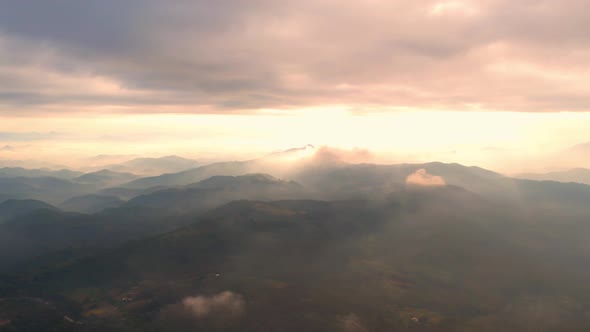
[2,109,590,173]
[1,0,590,173]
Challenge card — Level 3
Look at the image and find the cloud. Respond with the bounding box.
[340,314,369,332]
[406,168,446,186]
[181,291,245,319]
[158,291,245,330]
[313,147,376,164]
[0,131,63,141]
[0,0,589,114]
[0,145,15,151]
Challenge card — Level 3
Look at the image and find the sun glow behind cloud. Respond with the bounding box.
[0,0,588,173]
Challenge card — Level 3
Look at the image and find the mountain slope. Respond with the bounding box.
[0,167,82,179]
[73,169,138,188]
[97,186,169,200]
[126,174,307,214]
[120,158,500,192]
[122,160,255,189]
[103,156,200,176]
[121,158,590,208]
[120,145,315,189]
[0,206,197,271]
[59,194,125,214]
[0,177,92,205]
[0,199,58,223]
[516,168,590,185]
[19,189,590,331]
[0,174,305,271]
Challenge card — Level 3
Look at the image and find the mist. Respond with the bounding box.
[1,0,590,331]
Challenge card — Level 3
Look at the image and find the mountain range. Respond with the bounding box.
[516,168,590,185]
[100,156,201,176]
[1,149,590,331]
[7,188,590,331]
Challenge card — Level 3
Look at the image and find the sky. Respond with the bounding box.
[0,0,589,172]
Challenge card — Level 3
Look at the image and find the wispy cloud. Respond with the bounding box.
[0,131,63,141]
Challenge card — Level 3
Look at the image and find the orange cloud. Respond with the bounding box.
[406,168,446,186]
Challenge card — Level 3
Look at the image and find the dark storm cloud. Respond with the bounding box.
[0,0,589,114]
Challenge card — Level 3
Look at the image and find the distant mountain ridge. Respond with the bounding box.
[120,156,504,198]
[120,146,316,189]
[0,167,82,179]
[102,155,200,175]
[516,168,590,185]
[74,169,139,188]
[126,173,307,214]
[0,176,92,205]
[188,173,289,189]
[121,160,254,189]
